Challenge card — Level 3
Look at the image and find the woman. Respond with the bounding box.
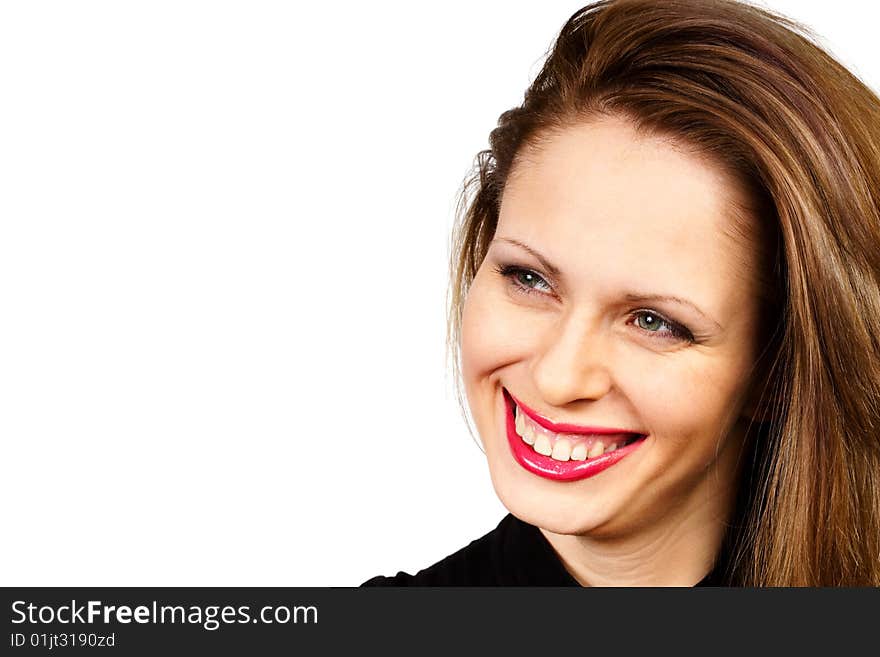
[363,0,880,586]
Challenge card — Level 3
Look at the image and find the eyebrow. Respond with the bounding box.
[493,237,562,278]
[491,236,722,329]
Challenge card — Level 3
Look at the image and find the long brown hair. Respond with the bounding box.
[446,0,880,586]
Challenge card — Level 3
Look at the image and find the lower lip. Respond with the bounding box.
[503,389,647,482]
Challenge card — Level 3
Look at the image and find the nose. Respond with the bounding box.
[530,309,614,407]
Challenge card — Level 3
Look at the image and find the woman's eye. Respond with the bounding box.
[635,312,666,333]
[494,264,553,295]
[631,311,694,343]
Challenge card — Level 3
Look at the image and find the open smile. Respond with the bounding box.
[503,388,648,482]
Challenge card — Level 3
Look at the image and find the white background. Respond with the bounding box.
[1,1,877,586]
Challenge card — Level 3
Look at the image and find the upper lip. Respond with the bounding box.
[505,388,645,436]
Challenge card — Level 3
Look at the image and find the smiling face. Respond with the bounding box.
[460,115,767,540]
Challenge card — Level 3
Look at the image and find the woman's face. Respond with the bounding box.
[460,115,766,538]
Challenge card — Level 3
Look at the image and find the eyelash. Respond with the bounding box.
[492,264,696,343]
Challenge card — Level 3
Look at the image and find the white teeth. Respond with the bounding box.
[550,439,571,461]
[522,422,536,445]
[514,405,536,445]
[533,434,552,456]
[514,402,635,461]
[588,441,605,459]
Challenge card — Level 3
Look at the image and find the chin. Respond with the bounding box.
[486,454,624,537]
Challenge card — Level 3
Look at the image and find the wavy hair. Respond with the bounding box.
[446,0,880,585]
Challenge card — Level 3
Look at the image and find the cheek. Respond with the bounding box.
[460,279,521,383]
[626,355,752,453]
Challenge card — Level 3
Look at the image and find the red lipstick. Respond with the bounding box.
[507,390,642,436]
[503,388,647,482]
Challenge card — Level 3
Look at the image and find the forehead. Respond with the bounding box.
[498,117,759,311]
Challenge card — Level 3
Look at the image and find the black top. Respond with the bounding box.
[360,513,724,586]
